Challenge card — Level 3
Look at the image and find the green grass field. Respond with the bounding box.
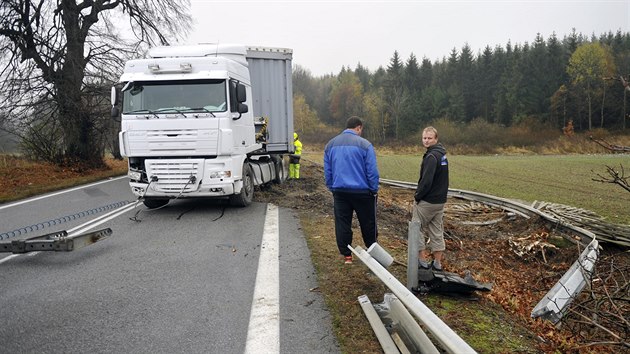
[378,153,630,225]
[304,152,630,225]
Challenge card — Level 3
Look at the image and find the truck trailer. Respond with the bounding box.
[111,44,294,208]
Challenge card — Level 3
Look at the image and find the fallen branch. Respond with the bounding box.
[567,308,630,349]
[589,136,630,153]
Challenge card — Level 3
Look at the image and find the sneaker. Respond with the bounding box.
[431,261,443,271]
[418,260,430,269]
[344,255,353,264]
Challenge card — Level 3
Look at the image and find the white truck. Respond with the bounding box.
[111,44,294,208]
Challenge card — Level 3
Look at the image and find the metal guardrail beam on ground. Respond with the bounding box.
[349,245,478,354]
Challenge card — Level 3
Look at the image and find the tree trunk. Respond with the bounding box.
[587,90,592,130]
[563,95,567,129]
[600,83,606,128]
[56,1,105,168]
[624,89,627,131]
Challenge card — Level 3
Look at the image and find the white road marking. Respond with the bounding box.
[67,202,139,236]
[245,203,280,353]
[0,176,127,210]
[0,254,19,265]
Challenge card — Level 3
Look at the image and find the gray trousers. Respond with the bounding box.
[411,201,445,252]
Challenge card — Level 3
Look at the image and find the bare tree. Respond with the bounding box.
[593,164,630,193]
[0,0,191,167]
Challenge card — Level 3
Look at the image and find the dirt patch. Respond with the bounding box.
[255,158,629,353]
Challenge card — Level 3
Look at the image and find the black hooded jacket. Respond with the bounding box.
[414,143,449,204]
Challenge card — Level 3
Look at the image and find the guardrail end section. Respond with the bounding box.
[531,238,599,323]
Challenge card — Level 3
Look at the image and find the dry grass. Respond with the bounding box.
[0,155,127,203]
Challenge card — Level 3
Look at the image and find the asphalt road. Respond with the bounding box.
[0,177,339,353]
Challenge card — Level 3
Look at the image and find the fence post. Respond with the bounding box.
[407,221,420,290]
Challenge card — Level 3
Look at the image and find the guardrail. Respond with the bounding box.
[379,178,597,246]
[379,178,601,325]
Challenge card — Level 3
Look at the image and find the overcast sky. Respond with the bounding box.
[185,0,629,76]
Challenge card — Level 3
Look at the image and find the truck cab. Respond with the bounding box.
[112,44,293,207]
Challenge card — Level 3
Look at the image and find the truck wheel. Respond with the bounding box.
[143,198,169,209]
[230,163,254,207]
[272,155,285,184]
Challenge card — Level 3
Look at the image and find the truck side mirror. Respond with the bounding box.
[111,86,119,106]
[111,106,120,118]
[238,103,248,114]
[111,86,121,119]
[237,83,247,103]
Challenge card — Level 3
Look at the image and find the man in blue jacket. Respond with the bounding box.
[324,116,380,264]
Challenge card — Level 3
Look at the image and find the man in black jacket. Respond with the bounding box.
[413,126,449,271]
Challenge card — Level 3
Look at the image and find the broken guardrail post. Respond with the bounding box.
[531,238,599,323]
[0,228,112,253]
[407,221,420,290]
[383,293,440,354]
[358,295,401,354]
[350,245,477,353]
[367,242,394,268]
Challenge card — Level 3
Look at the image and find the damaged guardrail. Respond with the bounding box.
[0,228,112,254]
[379,178,603,324]
[350,244,478,353]
[531,238,600,323]
[358,295,400,354]
[380,178,598,246]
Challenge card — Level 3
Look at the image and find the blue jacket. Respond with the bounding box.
[324,129,379,193]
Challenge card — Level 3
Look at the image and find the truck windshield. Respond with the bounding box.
[122,79,227,115]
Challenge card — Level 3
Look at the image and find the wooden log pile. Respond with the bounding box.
[531,201,630,247]
[446,201,510,226]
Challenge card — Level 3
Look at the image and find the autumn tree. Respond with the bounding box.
[328,70,364,125]
[0,0,191,167]
[293,93,322,135]
[292,65,318,112]
[362,89,387,143]
[567,42,611,130]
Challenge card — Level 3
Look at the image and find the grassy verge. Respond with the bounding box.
[0,155,127,203]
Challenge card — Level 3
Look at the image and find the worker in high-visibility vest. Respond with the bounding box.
[289,132,303,179]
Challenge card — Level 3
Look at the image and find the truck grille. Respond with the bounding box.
[127,129,218,156]
[145,159,203,193]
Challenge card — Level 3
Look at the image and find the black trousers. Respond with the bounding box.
[333,191,378,256]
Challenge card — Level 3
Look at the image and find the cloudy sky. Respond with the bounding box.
[185,0,629,76]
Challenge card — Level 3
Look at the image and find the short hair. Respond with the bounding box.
[346,116,363,129]
[423,126,438,138]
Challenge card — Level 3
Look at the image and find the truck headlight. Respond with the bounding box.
[209,171,231,179]
[128,170,142,181]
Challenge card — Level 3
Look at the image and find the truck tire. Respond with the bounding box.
[143,198,169,209]
[230,163,254,207]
